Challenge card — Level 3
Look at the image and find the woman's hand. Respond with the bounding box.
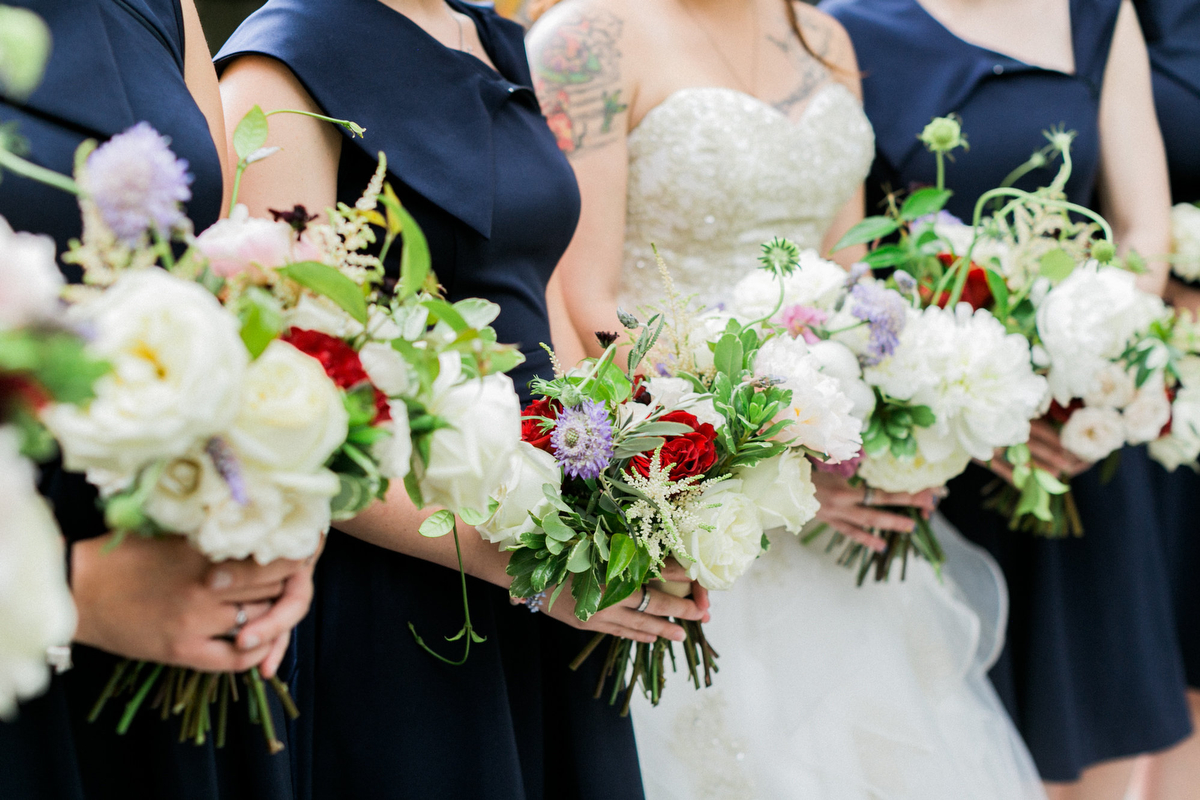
[71,534,311,673]
[658,556,710,620]
[986,419,1091,483]
[540,574,709,645]
[813,471,939,552]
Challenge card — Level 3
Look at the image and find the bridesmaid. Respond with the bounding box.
[821,0,1189,798]
[0,1,311,798]
[215,1,706,797]
[1137,0,1200,795]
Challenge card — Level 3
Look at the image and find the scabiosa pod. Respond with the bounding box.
[551,400,614,480]
[83,122,192,245]
[758,237,801,278]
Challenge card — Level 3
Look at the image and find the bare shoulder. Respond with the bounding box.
[526,0,638,158]
[794,3,861,96]
[219,54,323,114]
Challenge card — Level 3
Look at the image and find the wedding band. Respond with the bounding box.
[230,604,249,638]
[635,587,651,613]
[863,487,876,506]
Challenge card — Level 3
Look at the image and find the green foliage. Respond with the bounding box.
[862,392,936,460]
[277,261,369,325]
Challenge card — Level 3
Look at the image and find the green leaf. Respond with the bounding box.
[234,288,284,359]
[531,557,559,592]
[541,512,577,542]
[458,500,497,527]
[713,332,744,377]
[597,576,639,612]
[628,546,653,585]
[634,421,695,437]
[421,298,468,333]
[1038,248,1076,282]
[545,536,565,555]
[383,200,431,300]
[419,509,455,538]
[567,538,593,573]
[984,268,1009,318]
[571,568,602,621]
[233,105,269,161]
[594,526,610,560]
[1033,468,1069,495]
[900,187,953,221]
[862,244,910,269]
[452,297,501,329]
[606,533,636,583]
[832,216,900,251]
[278,261,368,325]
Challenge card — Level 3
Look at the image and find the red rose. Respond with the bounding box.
[1045,398,1084,426]
[919,254,994,311]
[0,374,50,417]
[629,410,718,481]
[1161,385,1178,437]
[521,397,561,452]
[283,327,390,423]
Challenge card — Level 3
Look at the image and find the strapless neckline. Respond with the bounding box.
[632,83,847,135]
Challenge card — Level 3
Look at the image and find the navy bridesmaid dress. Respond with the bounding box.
[1139,0,1200,692]
[216,3,645,798]
[823,0,1192,781]
[0,2,294,798]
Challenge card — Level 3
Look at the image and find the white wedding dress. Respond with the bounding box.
[622,85,1046,800]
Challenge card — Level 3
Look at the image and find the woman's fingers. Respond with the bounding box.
[827,520,888,552]
[1028,438,1087,476]
[217,581,288,605]
[691,582,711,619]
[837,505,915,533]
[626,587,705,621]
[259,630,291,680]
[658,557,691,584]
[182,638,274,673]
[868,488,937,512]
[205,558,305,596]
[608,607,687,641]
[235,570,315,651]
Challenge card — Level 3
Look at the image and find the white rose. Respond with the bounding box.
[644,376,724,429]
[359,341,412,397]
[1122,375,1172,445]
[373,404,413,480]
[677,480,764,591]
[1083,362,1137,409]
[753,336,862,463]
[0,215,62,330]
[227,339,348,473]
[43,269,247,476]
[1060,406,1126,462]
[284,296,402,343]
[857,446,972,494]
[414,352,521,515]
[1150,384,1200,471]
[478,442,562,548]
[1171,202,1200,282]
[735,450,819,534]
[0,429,76,718]
[808,340,876,421]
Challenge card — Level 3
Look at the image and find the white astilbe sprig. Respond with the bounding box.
[305,157,387,281]
[621,446,727,568]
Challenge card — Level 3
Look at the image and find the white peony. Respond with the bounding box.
[643,376,723,429]
[0,428,76,718]
[808,340,875,421]
[1171,202,1200,282]
[1083,362,1137,410]
[677,480,764,591]
[1060,406,1126,462]
[373,404,413,480]
[414,352,521,516]
[0,215,62,330]
[735,449,819,534]
[858,446,972,494]
[753,335,862,462]
[1036,265,1167,405]
[1150,383,1200,471]
[143,446,336,563]
[731,249,846,320]
[477,442,561,549]
[43,269,247,477]
[228,339,348,473]
[1122,374,1172,445]
[866,304,1047,461]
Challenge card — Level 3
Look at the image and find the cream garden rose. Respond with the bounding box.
[858,446,972,495]
[0,215,62,330]
[1060,406,1125,462]
[677,480,764,591]
[477,442,561,548]
[735,449,819,534]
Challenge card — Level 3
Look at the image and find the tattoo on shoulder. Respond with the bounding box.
[769,14,835,118]
[531,10,627,157]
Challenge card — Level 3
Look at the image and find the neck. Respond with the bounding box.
[379,0,453,20]
[681,0,757,17]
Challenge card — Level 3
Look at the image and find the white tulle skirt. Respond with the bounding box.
[631,514,1046,800]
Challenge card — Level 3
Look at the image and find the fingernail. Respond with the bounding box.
[670,630,686,642]
[240,634,260,650]
[209,570,232,590]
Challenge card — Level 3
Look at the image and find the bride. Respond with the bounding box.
[528,0,1046,797]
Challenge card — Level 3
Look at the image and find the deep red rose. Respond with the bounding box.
[283,327,390,423]
[631,374,651,405]
[629,410,718,481]
[1045,398,1084,426]
[919,254,994,311]
[521,397,561,452]
[1161,385,1178,437]
[0,374,50,421]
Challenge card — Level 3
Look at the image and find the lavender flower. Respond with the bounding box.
[551,400,614,480]
[845,262,870,287]
[849,282,907,365]
[205,436,248,506]
[85,122,192,244]
[892,270,918,297]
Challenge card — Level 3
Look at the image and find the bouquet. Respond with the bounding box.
[1171,201,1200,283]
[8,106,523,748]
[491,243,855,710]
[729,237,1047,581]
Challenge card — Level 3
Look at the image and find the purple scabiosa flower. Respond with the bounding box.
[779,304,828,344]
[892,270,918,297]
[849,282,907,365]
[845,261,870,287]
[551,400,614,480]
[85,122,192,244]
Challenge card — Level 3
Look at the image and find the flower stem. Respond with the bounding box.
[0,146,80,195]
[935,151,945,192]
[117,662,163,734]
[227,160,248,214]
[408,520,482,666]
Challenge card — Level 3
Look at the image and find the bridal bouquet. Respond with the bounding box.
[23,112,523,748]
[730,240,1046,581]
[493,243,851,710]
[1171,202,1200,283]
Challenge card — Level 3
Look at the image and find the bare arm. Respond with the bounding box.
[529,1,635,358]
[547,269,586,367]
[1095,0,1171,296]
[180,0,231,213]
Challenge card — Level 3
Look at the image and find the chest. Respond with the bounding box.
[915,0,1076,73]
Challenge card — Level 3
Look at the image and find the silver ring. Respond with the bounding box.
[230,604,248,637]
[635,587,651,613]
[863,487,876,507]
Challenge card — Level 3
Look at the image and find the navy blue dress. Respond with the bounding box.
[1139,0,1200,691]
[216,3,645,798]
[824,0,1192,781]
[0,2,295,799]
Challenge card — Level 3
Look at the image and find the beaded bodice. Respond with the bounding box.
[620,84,875,308]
